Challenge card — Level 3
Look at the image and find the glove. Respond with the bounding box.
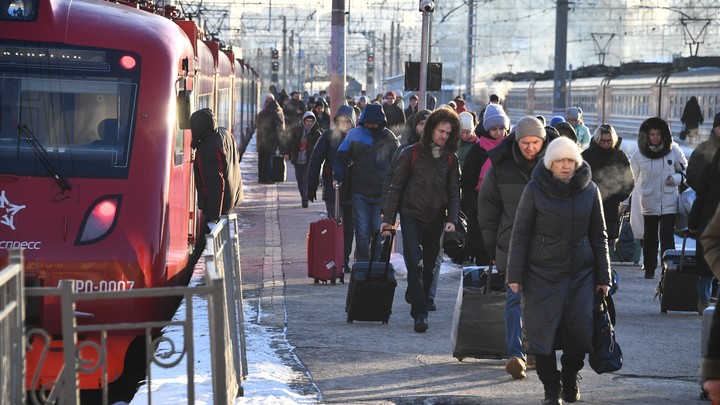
[207,222,217,232]
[308,189,317,202]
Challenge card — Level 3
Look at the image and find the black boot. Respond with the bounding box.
[542,381,563,405]
[413,314,428,333]
[536,354,563,404]
[561,369,581,403]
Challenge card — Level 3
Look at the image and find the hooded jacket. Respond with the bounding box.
[383,107,460,225]
[476,130,556,272]
[507,160,611,355]
[581,138,634,239]
[307,105,357,202]
[629,117,687,216]
[702,208,720,381]
[686,131,720,190]
[286,111,322,165]
[190,108,243,222]
[255,100,285,153]
[333,104,399,198]
[688,148,720,278]
[381,109,431,209]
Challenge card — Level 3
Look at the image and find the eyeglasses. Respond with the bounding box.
[598,139,613,144]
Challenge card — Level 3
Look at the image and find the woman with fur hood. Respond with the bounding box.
[381,107,461,333]
[629,117,687,279]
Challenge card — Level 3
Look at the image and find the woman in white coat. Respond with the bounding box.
[629,117,687,279]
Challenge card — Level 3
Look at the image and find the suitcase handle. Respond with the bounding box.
[679,231,687,273]
[334,182,342,227]
[368,230,395,278]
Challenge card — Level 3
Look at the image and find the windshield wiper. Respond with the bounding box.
[17,124,72,191]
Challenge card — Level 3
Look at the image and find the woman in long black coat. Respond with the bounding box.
[688,147,720,313]
[581,124,634,242]
[507,137,612,405]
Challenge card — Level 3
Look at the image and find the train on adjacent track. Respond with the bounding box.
[0,0,259,400]
[500,65,720,147]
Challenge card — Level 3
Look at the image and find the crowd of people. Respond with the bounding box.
[247,87,720,405]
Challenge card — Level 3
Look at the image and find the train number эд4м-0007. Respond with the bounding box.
[59,279,136,293]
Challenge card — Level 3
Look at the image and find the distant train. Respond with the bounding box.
[501,66,720,145]
[0,0,259,399]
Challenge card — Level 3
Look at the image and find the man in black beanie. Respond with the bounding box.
[687,112,720,190]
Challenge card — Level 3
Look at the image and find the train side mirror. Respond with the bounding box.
[177,90,191,129]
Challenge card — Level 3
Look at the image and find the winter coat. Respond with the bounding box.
[686,133,720,190]
[286,112,322,165]
[256,100,285,154]
[688,148,720,277]
[308,105,357,203]
[629,117,687,216]
[333,104,399,198]
[581,139,635,239]
[457,137,478,168]
[574,123,591,150]
[382,115,461,226]
[476,131,554,272]
[461,134,500,218]
[507,160,611,356]
[701,208,720,380]
[190,110,243,222]
[681,97,704,130]
[383,102,406,133]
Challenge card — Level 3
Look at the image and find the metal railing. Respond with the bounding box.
[1,214,247,404]
[0,249,25,404]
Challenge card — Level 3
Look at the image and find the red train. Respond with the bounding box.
[0,0,259,397]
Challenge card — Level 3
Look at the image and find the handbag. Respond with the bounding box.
[589,293,623,374]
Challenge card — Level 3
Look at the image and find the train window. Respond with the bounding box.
[217,88,231,130]
[1,0,38,21]
[0,41,139,179]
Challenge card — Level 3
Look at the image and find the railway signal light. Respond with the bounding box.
[271,49,279,59]
[271,73,278,82]
[271,61,279,71]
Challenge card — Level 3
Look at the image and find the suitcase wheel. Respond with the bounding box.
[456,357,465,362]
[346,317,353,323]
[661,306,668,314]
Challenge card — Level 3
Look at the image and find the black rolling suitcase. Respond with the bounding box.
[271,154,286,182]
[451,266,507,361]
[657,234,699,313]
[346,231,397,324]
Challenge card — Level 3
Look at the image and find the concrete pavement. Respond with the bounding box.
[236,141,709,404]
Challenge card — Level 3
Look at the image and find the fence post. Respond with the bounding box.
[58,280,79,405]
[3,249,25,404]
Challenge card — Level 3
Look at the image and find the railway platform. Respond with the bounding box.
[235,139,709,404]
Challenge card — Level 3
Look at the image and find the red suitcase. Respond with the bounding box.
[306,184,344,285]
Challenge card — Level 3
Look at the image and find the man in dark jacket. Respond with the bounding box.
[308,105,357,273]
[381,107,460,333]
[477,115,553,380]
[283,111,322,208]
[334,104,399,262]
[189,108,243,266]
[382,91,406,135]
[256,93,285,184]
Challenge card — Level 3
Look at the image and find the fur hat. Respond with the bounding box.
[459,111,475,132]
[566,107,582,120]
[714,112,720,129]
[543,136,583,169]
[515,115,546,140]
[483,104,510,131]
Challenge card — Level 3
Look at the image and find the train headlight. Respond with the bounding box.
[75,195,122,245]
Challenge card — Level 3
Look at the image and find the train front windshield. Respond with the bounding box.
[0,41,139,179]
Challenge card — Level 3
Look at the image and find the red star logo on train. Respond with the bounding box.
[0,190,26,231]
